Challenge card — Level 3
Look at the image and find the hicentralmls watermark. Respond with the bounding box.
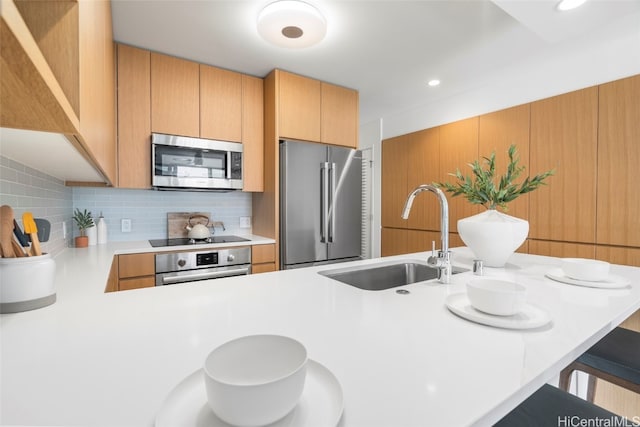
[558,415,640,427]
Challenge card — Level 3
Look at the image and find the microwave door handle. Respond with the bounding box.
[225,152,232,180]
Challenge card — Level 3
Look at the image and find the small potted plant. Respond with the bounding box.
[72,208,94,248]
[434,144,555,267]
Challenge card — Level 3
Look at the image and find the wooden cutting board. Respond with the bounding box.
[167,212,210,238]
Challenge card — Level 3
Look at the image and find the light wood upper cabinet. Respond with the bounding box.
[117,44,151,189]
[78,0,116,183]
[151,52,199,138]
[439,117,480,232]
[117,47,264,191]
[279,71,321,142]
[277,70,358,148]
[1,0,117,185]
[596,75,640,247]
[381,135,410,229]
[242,75,264,192]
[321,82,358,148]
[200,65,242,142]
[529,87,598,243]
[478,104,530,222]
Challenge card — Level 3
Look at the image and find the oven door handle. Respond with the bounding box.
[159,267,250,285]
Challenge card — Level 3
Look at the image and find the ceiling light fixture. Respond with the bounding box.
[428,79,441,87]
[556,0,588,11]
[257,0,327,48]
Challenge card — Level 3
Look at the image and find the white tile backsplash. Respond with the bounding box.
[72,187,252,241]
[0,156,73,256]
[1,155,253,252]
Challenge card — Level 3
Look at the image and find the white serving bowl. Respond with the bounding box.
[466,279,527,316]
[561,258,610,282]
[204,335,308,427]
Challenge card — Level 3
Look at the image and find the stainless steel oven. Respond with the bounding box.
[155,247,251,286]
[152,133,243,191]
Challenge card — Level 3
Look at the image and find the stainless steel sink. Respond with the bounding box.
[318,260,466,291]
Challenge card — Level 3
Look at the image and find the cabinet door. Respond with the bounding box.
[242,75,264,192]
[119,276,155,291]
[321,83,358,148]
[381,228,407,256]
[596,245,640,267]
[278,71,321,142]
[528,240,595,258]
[118,253,155,278]
[407,230,440,253]
[117,44,151,189]
[478,104,530,221]
[597,75,640,247]
[200,64,242,142]
[407,128,440,231]
[439,117,480,232]
[252,244,275,264]
[78,0,117,184]
[151,52,199,137]
[381,135,410,229]
[529,87,598,243]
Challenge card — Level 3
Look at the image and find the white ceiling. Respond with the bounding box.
[111,0,640,126]
[2,0,639,183]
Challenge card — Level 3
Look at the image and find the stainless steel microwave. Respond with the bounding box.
[151,133,243,191]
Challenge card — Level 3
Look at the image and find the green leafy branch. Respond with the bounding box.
[434,145,555,211]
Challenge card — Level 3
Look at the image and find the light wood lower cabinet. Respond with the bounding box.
[528,240,596,259]
[116,253,155,291]
[252,244,276,274]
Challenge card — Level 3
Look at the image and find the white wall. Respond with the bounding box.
[359,119,382,259]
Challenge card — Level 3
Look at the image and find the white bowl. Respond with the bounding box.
[466,279,526,316]
[561,258,610,282]
[204,335,308,427]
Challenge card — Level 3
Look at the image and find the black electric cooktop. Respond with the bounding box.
[149,236,251,248]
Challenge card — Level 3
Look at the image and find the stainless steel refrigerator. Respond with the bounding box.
[280,140,362,270]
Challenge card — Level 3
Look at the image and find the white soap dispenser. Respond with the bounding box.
[97,212,107,244]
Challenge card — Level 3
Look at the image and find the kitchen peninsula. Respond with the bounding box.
[1,244,640,426]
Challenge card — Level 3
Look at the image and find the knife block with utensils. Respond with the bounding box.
[0,253,56,313]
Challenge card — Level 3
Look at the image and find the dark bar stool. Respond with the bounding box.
[559,327,640,402]
[494,384,637,426]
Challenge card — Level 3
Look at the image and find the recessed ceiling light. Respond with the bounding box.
[428,79,441,87]
[257,0,327,48]
[556,0,587,11]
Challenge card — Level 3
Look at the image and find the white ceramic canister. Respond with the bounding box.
[86,224,97,246]
[97,213,107,244]
[0,254,56,313]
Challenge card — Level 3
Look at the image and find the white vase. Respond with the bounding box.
[457,210,529,267]
[86,225,97,246]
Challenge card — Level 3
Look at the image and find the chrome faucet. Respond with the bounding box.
[401,184,452,284]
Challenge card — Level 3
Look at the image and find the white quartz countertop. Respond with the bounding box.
[1,243,640,427]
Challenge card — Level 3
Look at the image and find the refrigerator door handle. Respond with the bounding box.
[320,162,330,243]
[329,162,336,243]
